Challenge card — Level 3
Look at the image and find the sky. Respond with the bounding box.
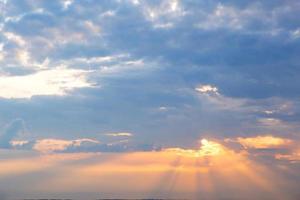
[0,0,300,199]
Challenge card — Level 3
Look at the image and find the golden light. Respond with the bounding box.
[0,137,292,199]
[164,138,224,157]
[237,135,292,149]
[198,138,224,156]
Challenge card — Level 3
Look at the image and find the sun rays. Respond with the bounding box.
[0,138,296,199]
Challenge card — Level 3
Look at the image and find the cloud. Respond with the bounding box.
[290,28,300,39]
[83,20,101,35]
[0,1,300,198]
[12,136,158,153]
[105,132,133,137]
[33,139,74,153]
[195,84,219,94]
[61,0,73,10]
[10,140,29,147]
[139,0,186,28]
[236,135,293,149]
[3,137,300,200]
[275,149,300,163]
[3,32,26,46]
[0,67,93,99]
[194,3,262,31]
[32,138,100,153]
[195,83,246,111]
[164,139,225,157]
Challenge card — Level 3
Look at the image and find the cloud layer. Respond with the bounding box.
[0,0,300,198]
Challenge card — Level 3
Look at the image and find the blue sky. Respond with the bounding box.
[0,0,300,199]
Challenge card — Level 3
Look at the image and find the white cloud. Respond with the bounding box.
[61,0,73,10]
[0,67,93,99]
[73,54,127,64]
[153,22,174,29]
[130,0,140,5]
[290,28,300,39]
[84,20,101,35]
[46,27,86,45]
[195,3,262,31]
[158,106,168,111]
[105,132,133,137]
[4,32,26,46]
[16,49,30,66]
[100,10,116,17]
[141,0,186,28]
[99,59,145,74]
[195,84,246,110]
[195,84,219,94]
[10,140,29,147]
[72,138,100,146]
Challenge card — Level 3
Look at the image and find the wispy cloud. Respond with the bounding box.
[105,132,133,137]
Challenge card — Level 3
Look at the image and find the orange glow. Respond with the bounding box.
[275,148,300,162]
[237,135,292,149]
[164,139,224,157]
[0,139,295,199]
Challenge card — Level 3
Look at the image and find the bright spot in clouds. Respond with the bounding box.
[1,137,294,199]
[195,84,219,94]
[0,67,93,99]
[0,0,300,199]
[165,139,224,157]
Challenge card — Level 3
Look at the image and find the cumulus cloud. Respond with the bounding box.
[0,67,93,99]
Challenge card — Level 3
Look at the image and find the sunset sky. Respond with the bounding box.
[0,0,300,199]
